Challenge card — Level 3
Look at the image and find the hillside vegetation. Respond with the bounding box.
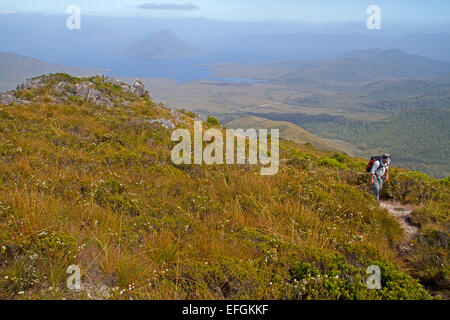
[0,74,448,300]
[253,107,450,179]
[225,116,359,155]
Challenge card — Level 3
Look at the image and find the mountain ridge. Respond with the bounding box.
[122,29,208,59]
[277,49,450,85]
[0,52,107,93]
[210,49,450,87]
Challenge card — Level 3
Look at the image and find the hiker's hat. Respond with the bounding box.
[382,153,391,159]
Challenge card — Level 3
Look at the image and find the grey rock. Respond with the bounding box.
[96,96,113,108]
[120,84,130,91]
[131,79,146,97]
[147,119,175,130]
[54,81,71,93]
[55,81,113,107]
[17,78,46,90]
[77,84,102,102]
[103,76,123,87]
[118,79,148,98]
[0,93,30,105]
[170,110,186,124]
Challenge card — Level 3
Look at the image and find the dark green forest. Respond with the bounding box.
[252,107,450,179]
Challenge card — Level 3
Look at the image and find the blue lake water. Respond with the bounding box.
[210,78,268,83]
[14,47,265,84]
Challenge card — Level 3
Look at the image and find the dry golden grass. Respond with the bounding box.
[0,75,447,300]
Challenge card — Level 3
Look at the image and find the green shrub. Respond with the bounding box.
[180,109,196,118]
[206,116,220,127]
[318,157,347,170]
[94,180,142,216]
[382,170,443,203]
[288,248,431,300]
[331,152,347,163]
[409,230,450,290]
[440,177,450,187]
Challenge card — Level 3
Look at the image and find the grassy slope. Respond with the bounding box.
[250,107,450,179]
[0,74,448,300]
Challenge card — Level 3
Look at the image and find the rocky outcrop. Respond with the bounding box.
[121,79,147,98]
[103,76,122,87]
[132,80,146,97]
[0,75,151,109]
[55,82,112,107]
[0,93,30,105]
[170,110,185,124]
[16,77,47,91]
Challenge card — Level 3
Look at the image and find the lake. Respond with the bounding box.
[13,46,265,83]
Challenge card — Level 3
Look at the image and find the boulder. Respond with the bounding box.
[17,78,46,90]
[131,79,146,97]
[55,82,113,107]
[103,76,123,87]
[0,93,30,105]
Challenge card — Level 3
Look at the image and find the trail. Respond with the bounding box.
[379,200,418,255]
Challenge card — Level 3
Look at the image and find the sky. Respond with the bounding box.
[1,0,450,24]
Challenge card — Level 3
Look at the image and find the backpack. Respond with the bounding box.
[366,156,381,173]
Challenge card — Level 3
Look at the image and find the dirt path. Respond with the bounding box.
[379,200,418,255]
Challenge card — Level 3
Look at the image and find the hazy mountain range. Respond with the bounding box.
[210,32,450,62]
[1,13,450,67]
[122,29,208,59]
[212,49,450,87]
[0,52,106,92]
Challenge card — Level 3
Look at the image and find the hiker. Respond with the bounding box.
[368,153,391,201]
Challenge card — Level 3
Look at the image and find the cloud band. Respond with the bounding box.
[137,2,199,11]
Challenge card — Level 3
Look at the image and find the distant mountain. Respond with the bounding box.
[123,29,208,59]
[433,73,450,84]
[211,49,450,88]
[358,79,450,100]
[341,49,450,78]
[0,52,106,92]
[277,49,450,85]
[209,32,450,62]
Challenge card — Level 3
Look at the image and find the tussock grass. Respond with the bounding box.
[0,75,448,299]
